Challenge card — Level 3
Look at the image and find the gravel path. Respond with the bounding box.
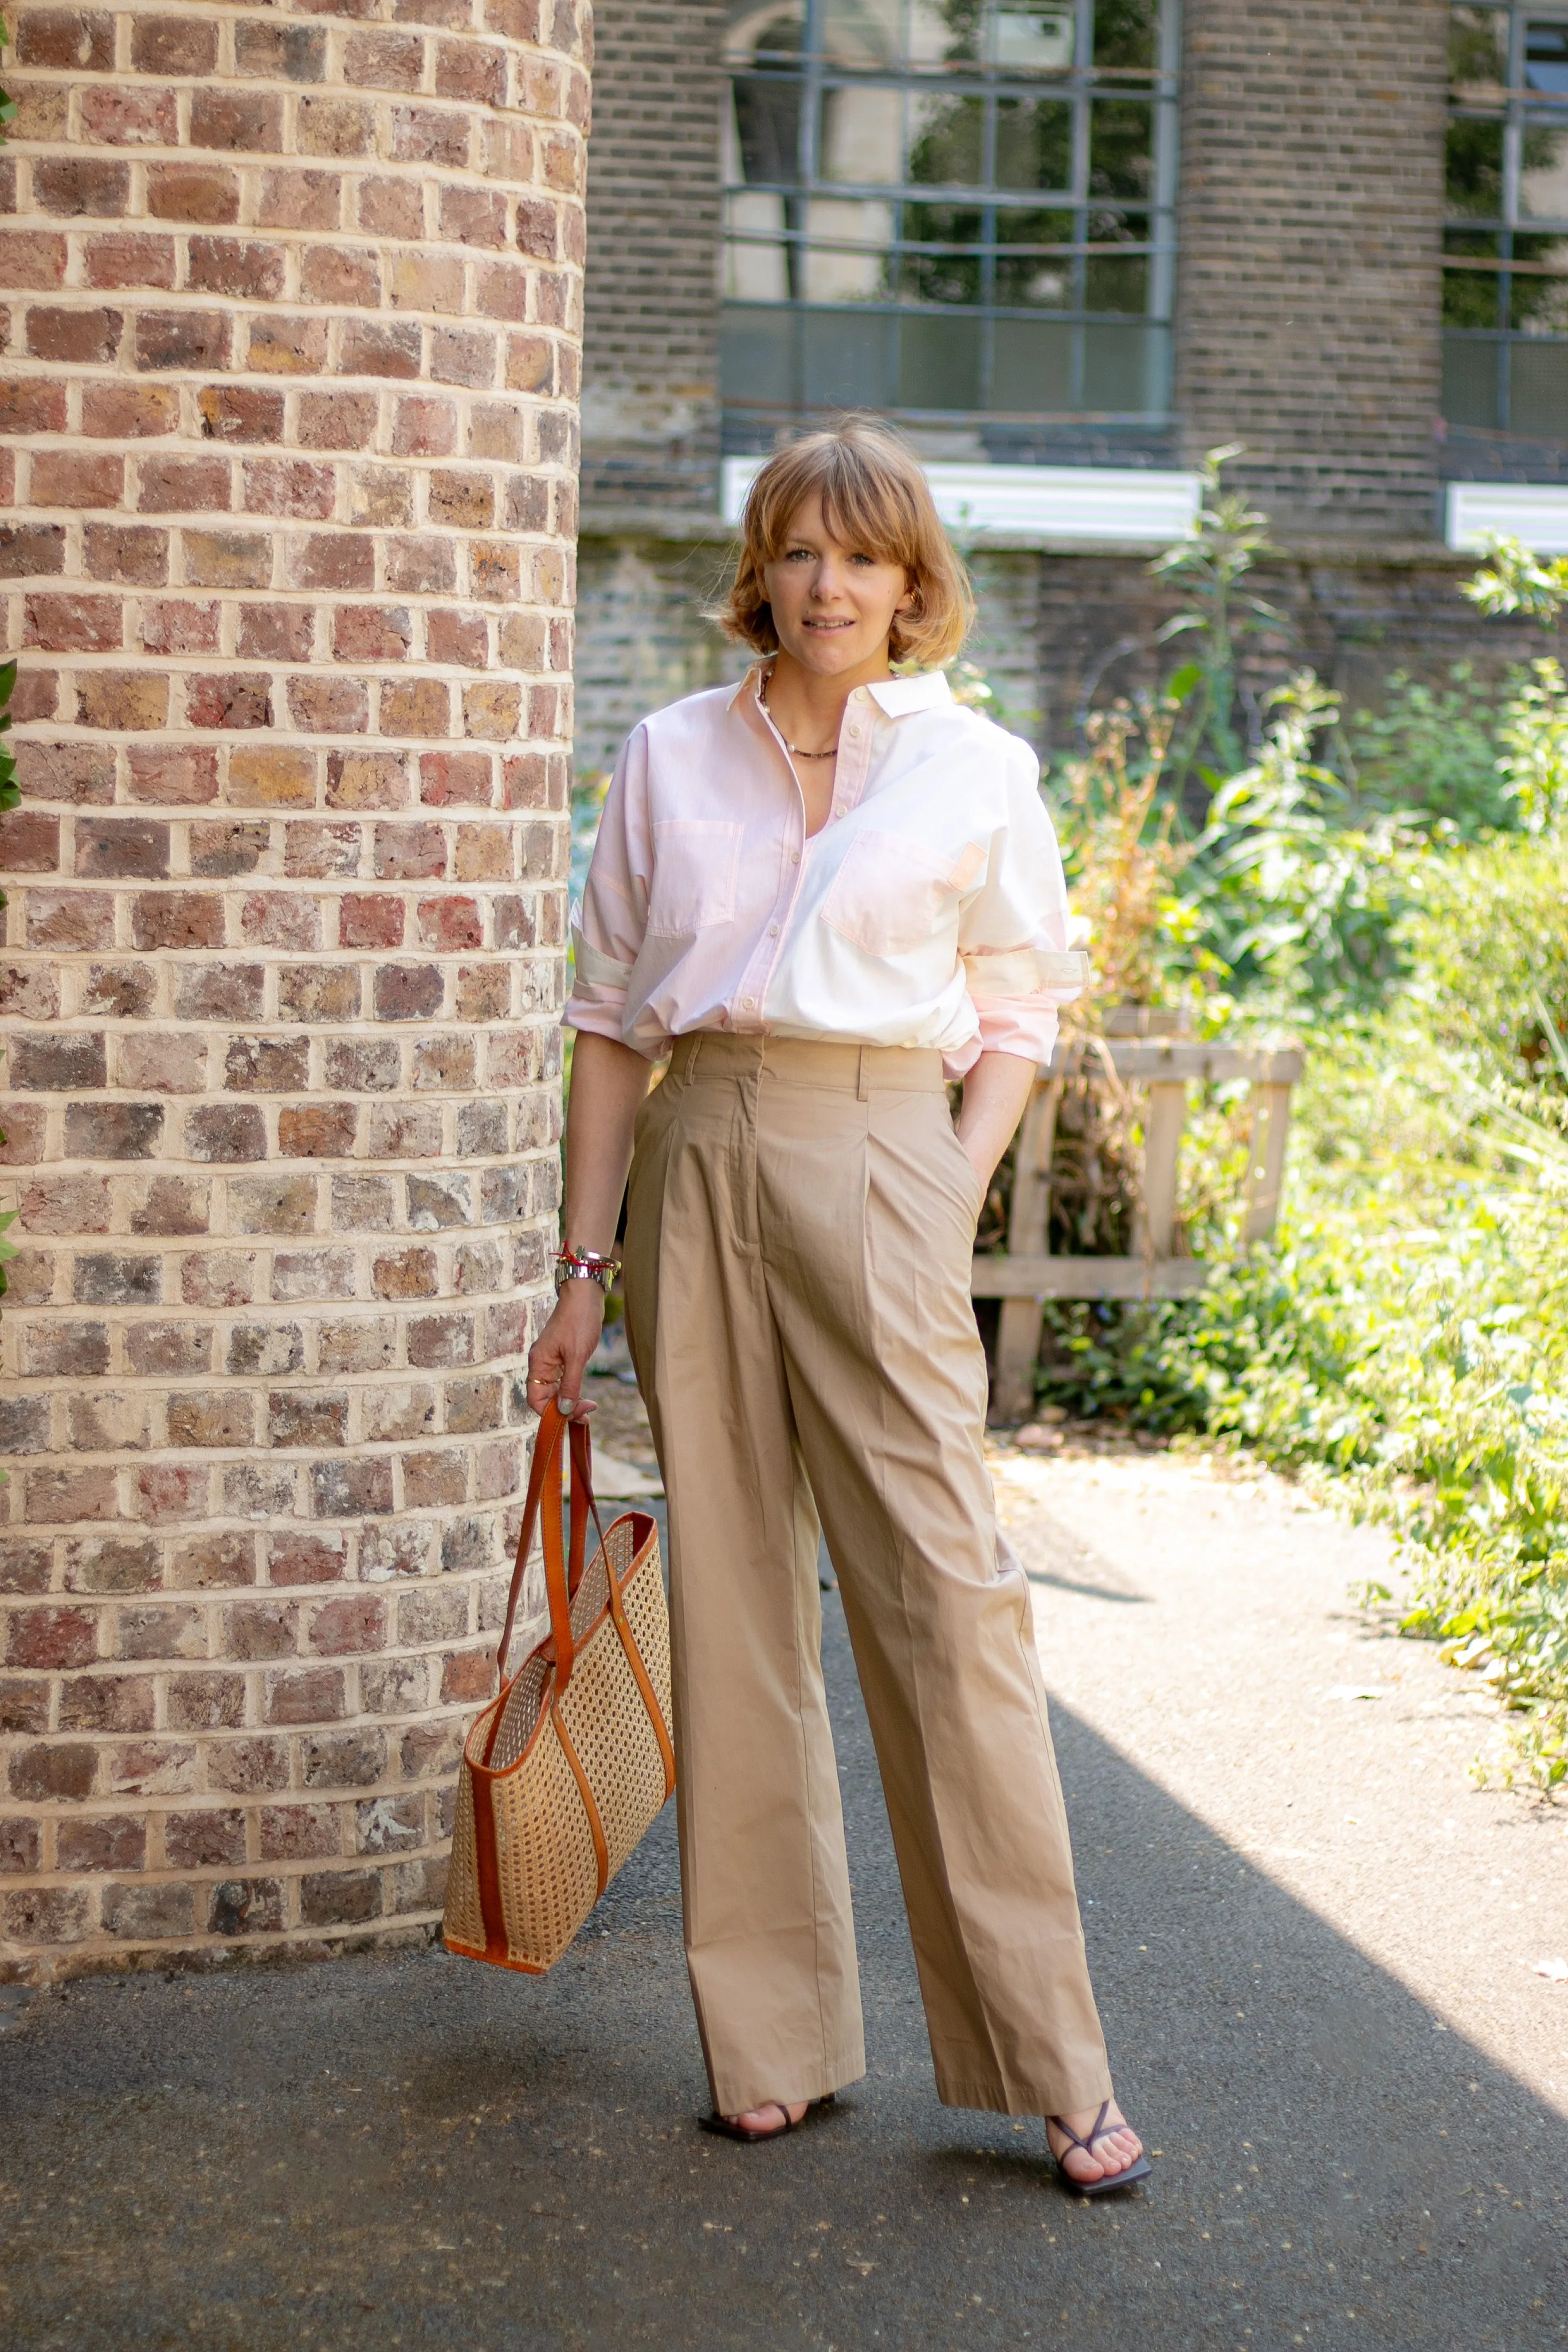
[2,1439,1564,2350]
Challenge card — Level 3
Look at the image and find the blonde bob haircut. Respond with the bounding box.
[718,417,974,670]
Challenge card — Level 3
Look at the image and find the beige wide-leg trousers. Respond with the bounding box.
[621,1033,1112,2122]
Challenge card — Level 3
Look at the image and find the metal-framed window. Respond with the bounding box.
[719,0,1181,429]
[1444,4,1568,438]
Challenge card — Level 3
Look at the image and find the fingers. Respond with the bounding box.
[526,1297,607,1421]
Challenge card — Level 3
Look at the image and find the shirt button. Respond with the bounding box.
[791,850,800,864]
[846,724,860,739]
[742,996,755,1010]
[768,923,779,938]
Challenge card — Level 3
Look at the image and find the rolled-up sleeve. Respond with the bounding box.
[563,726,660,1051]
[957,739,1087,1067]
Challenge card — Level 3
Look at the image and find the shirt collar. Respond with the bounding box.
[865,671,953,717]
[724,667,953,717]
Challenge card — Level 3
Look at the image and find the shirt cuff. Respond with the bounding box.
[968,994,1061,1067]
[960,945,1088,1002]
[563,994,630,1042]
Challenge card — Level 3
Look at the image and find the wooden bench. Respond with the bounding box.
[973,1032,1305,1423]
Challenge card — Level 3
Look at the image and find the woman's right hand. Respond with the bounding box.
[526,1281,607,1421]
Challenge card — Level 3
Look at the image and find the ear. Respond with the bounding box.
[894,570,918,615]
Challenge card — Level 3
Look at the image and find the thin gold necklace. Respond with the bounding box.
[759,669,838,760]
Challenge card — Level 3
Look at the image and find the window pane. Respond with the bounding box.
[1511,335,1568,429]
[1520,117,1568,218]
[1448,6,1510,103]
[909,0,967,68]
[821,0,904,68]
[722,303,797,401]
[1446,117,1506,217]
[995,97,1073,190]
[899,310,983,406]
[1089,100,1155,203]
[1082,319,1165,409]
[1525,18,1568,95]
[724,197,794,299]
[991,316,1074,407]
[802,306,895,404]
[995,207,1076,304]
[802,199,897,297]
[898,203,986,300]
[820,85,905,183]
[1093,0,1159,73]
[993,3,1075,71]
[1510,232,1568,327]
[907,92,986,186]
[1442,232,1506,326]
[1440,332,1504,426]
[724,0,804,66]
[733,75,803,181]
[1085,250,1149,311]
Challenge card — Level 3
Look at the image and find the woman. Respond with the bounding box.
[526,420,1147,2194]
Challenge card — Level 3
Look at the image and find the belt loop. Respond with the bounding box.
[857,1045,870,1101]
[686,1033,703,1081]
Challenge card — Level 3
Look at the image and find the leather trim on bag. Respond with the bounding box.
[552,1705,610,1899]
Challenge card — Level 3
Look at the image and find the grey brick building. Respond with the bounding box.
[575,0,1568,769]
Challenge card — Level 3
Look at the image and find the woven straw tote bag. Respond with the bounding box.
[442,1400,675,1973]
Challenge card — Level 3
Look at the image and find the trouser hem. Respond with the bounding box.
[933,2067,1116,2119]
[708,2047,868,2118]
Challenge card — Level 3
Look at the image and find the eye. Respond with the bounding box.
[783,544,815,562]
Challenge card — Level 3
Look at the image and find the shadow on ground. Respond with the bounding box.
[1,1586,1562,2351]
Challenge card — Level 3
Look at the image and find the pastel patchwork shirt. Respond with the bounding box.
[564,666,1087,1076]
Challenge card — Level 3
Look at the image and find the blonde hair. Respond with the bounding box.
[716,417,974,669]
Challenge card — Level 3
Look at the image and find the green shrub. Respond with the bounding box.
[1395,836,1568,1093]
[1342,665,1515,836]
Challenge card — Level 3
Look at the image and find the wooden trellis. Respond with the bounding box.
[972,1030,1305,1423]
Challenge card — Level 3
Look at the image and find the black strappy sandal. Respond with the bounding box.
[1046,2102,1151,2196]
[699,2095,836,2145]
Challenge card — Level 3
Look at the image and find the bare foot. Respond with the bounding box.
[1046,2101,1144,2186]
[727,2100,808,2136]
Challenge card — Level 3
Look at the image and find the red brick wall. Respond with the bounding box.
[1174,0,1449,539]
[0,0,586,1975]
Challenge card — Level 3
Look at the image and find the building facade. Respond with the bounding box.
[577,0,1568,769]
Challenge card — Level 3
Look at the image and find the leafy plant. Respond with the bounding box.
[1150,444,1287,798]
[1396,836,1568,1092]
[1462,533,1568,626]
[1342,665,1516,838]
[1494,658,1568,835]
[1053,695,1200,1017]
[1187,672,1424,1010]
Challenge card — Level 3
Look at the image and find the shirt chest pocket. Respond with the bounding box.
[820,829,985,958]
[646,819,744,937]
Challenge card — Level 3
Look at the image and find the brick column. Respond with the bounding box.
[0,0,586,1977]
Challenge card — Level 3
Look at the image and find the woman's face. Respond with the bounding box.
[761,494,915,678]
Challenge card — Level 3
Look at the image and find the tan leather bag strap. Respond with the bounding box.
[571,1415,676,1797]
[495,1401,571,1686]
[497,1406,675,1796]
